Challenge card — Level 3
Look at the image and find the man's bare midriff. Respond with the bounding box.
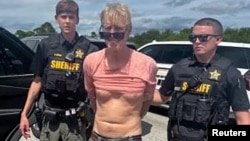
[93,89,144,138]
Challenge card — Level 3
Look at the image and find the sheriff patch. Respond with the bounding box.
[181,81,211,94]
[50,60,80,72]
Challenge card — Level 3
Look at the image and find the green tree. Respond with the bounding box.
[15,30,34,38]
[89,32,98,38]
[159,29,174,41]
[33,22,56,34]
[15,22,56,38]
[129,27,250,47]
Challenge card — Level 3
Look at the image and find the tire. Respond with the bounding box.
[30,123,41,138]
[5,113,40,141]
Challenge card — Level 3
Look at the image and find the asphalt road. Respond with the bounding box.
[142,106,168,141]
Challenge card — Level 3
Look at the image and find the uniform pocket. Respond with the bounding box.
[45,73,57,90]
[195,100,211,123]
[182,100,196,121]
[168,99,177,118]
[45,70,63,91]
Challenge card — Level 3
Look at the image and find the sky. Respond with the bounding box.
[1,0,250,36]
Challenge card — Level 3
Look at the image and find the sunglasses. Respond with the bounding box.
[99,32,125,41]
[188,34,220,43]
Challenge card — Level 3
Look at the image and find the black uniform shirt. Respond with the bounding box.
[31,33,80,76]
[159,54,250,111]
[30,33,99,108]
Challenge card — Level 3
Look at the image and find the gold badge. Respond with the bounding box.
[75,49,84,59]
[209,69,221,80]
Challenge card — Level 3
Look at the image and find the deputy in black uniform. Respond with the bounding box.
[19,0,99,141]
[152,17,250,141]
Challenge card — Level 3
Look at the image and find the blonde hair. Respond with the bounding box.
[100,3,132,28]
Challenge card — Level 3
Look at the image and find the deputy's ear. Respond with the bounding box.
[216,36,223,44]
[219,36,223,41]
[54,15,57,21]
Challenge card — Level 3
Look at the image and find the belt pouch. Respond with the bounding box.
[44,109,57,121]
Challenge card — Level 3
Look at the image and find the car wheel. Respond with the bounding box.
[6,113,40,141]
[6,123,40,141]
[30,123,41,138]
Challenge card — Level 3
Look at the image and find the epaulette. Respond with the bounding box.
[213,56,233,71]
[47,34,60,49]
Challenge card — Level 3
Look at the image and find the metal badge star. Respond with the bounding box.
[209,70,221,80]
[75,49,84,59]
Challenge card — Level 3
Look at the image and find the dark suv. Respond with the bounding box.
[21,34,137,53]
[0,27,34,141]
[1,29,136,141]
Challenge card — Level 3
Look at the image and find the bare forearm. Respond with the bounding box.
[235,111,250,125]
[152,91,169,105]
[21,80,41,117]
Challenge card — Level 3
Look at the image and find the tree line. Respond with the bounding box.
[15,22,250,48]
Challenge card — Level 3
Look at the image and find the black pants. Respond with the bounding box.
[168,120,207,141]
[89,131,142,141]
[169,135,207,141]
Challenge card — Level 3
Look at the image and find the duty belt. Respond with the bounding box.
[43,105,85,119]
[90,131,142,141]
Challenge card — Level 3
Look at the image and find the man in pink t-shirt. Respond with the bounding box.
[83,3,157,141]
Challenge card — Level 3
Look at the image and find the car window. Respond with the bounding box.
[139,44,193,64]
[22,37,137,53]
[217,46,250,69]
[0,46,25,75]
[139,43,250,69]
[24,40,40,52]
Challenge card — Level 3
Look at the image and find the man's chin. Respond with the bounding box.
[62,28,72,33]
[194,51,205,56]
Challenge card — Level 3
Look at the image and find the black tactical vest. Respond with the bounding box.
[42,34,90,101]
[168,56,232,140]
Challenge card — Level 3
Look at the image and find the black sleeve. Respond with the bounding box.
[30,40,48,77]
[226,66,250,111]
[86,43,99,55]
[159,67,175,96]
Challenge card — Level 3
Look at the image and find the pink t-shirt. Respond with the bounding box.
[83,49,157,102]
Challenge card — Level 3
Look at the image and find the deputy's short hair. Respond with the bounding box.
[56,0,79,18]
[193,17,223,35]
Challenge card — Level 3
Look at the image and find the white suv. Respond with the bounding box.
[138,40,250,121]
